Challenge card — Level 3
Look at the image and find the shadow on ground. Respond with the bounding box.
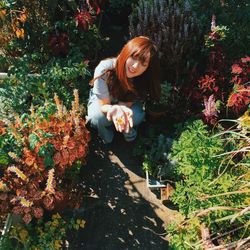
[68,127,177,250]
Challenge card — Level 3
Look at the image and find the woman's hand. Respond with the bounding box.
[106,105,133,133]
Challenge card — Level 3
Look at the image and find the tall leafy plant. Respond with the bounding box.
[0,90,90,223]
[129,0,203,85]
[186,0,250,60]
[227,56,250,115]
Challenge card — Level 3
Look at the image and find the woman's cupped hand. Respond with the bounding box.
[106,105,133,133]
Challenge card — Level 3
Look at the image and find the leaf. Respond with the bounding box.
[38,145,46,157]
[20,113,29,123]
[44,155,54,168]
[39,130,54,139]
[28,133,40,150]
[0,151,9,165]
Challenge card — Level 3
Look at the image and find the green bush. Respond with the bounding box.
[186,0,250,60]
[0,54,90,119]
[167,119,250,249]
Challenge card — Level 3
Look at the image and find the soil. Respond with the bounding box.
[68,125,179,250]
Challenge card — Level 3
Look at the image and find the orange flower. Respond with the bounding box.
[19,12,27,23]
[15,28,25,39]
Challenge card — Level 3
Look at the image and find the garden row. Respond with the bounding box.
[0,0,249,249]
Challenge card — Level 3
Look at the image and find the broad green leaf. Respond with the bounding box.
[28,133,40,150]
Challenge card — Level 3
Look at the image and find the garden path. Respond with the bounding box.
[70,127,178,250]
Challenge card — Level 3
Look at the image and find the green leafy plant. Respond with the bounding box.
[167,119,250,249]
[0,54,91,119]
[1,213,85,250]
[142,134,176,181]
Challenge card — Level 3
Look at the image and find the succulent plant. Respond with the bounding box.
[129,0,203,85]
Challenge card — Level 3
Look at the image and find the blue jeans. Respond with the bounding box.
[87,98,145,143]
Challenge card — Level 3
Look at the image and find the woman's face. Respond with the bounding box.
[125,53,150,78]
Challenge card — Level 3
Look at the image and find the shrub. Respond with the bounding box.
[1,213,85,249]
[0,54,91,119]
[0,0,106,61]
[187,0,250,60]
[167,119,250,249]
[227,56,250,115]
[0,90,90,223]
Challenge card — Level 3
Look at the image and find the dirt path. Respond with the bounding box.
[70,130,178,250]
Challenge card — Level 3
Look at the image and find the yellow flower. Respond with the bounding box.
[54,240,62,250]
[52,213,61,220]
[238,111,250,130]
[51,220,59,227]
[77,219,86,229]
[7,166,28,181]
[0,180,8,191]
[19,229,28,242]
[19,196,33,207]
[15,28,25,39]
[45,168,55,194]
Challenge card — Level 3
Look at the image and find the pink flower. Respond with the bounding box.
[241,56,250,63]
[231,64,243,74]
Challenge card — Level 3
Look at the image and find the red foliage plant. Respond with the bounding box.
[0,90,90,223]
[227,56,250,114]
[75,9,94,31]
[74,0,106,31]
[202,94,219,126]
[48,30,69,56]
[197,17,231,125]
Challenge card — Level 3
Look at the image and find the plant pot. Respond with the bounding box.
[145,171,166,189]
[160,183,175,202]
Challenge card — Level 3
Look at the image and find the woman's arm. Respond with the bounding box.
[98,98,112,113]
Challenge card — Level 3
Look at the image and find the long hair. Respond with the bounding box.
[91,36,161,101]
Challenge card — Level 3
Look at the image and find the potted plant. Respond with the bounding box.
[141,134,176,189]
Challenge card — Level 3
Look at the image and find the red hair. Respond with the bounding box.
[91,36,161,101]
[115,36,160,100]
